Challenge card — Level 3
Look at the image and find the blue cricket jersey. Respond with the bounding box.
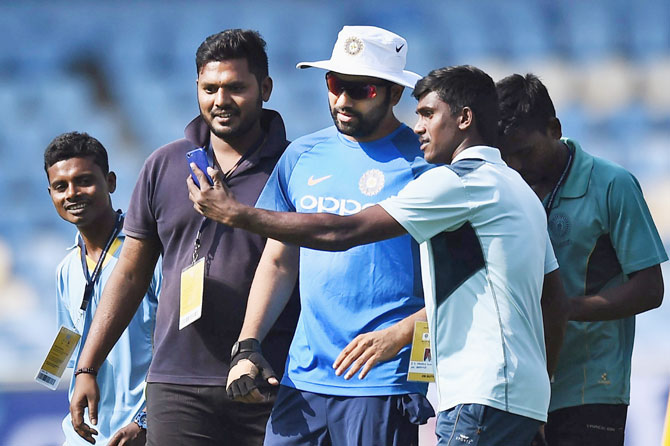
[256,124,433,396]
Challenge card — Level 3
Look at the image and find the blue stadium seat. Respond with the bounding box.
[628,0,670,61]
[554,0,624,62]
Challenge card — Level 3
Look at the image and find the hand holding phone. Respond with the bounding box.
[186,148,214,188]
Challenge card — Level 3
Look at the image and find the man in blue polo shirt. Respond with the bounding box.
[44,131,161,446]
[189,65,567,445]
[496,73,667,446]
[192,26,435,446]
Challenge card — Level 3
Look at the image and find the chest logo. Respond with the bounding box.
[358,169,385,196]
[548,212,571,240]
[308,175,332,186]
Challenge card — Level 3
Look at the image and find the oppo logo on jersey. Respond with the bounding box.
[298,195,376,216]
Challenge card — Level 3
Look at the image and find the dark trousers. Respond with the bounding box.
[146,382,276,446]
[263,385,434,446]
[544,404,628,446]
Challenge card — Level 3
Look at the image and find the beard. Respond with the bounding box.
[330,92,391,139]
[204,94,263,142]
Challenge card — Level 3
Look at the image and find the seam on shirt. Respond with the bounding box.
[457,163,510,411]
[486,259,510,412]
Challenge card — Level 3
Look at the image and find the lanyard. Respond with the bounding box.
[78,210,124,311]
[190,134,265,264]
[544,143,574,217]
[192,217,211,265]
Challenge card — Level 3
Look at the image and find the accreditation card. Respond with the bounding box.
[35,326,81,390]
[407,321,435,382]
[179,257,204,330]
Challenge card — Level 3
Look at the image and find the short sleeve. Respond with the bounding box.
[255,148,298,212]
[56,267,74,330]
[607,171,668,274]
[55,263,77,369]
[124,158,159,240]
[544,231,559,274]
[379,167,470,244]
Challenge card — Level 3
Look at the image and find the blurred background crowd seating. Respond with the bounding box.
[0,1,668,444]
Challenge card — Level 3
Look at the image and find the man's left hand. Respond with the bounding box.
[333,326,405,380]
[187,163,240,225]
[107,421,146,446]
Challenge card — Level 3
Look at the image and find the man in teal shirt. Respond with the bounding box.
[496,73,667,446]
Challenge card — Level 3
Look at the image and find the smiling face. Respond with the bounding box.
[47,156,116,229]
[413,91,463,164]
[197,58,271,143]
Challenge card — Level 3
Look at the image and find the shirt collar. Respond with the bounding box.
[452,145,505,165]
[68,230,126,251]
[560,138,593,198]
[67,212,127,250]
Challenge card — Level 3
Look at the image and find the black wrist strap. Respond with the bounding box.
[237,338,261,353]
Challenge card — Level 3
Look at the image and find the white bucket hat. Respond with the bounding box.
[296,26,422,89]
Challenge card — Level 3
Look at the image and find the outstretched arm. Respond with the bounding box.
[187,165,406,251]
[70,236,160,443]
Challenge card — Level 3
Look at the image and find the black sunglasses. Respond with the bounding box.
[325,73,389,100]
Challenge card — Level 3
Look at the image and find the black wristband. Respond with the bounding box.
[73,367,98,377]
[231,338,261,359]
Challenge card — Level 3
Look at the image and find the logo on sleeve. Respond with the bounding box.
[358,169,385,196]
[307,175,332,186]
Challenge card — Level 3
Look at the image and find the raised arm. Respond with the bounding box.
[187,165,406,251]
[70,235,161,443]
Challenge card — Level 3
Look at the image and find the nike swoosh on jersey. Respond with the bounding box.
[307,175,333,186]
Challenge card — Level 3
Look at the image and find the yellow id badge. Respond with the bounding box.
[180,257,204,330]
[407,321,435,382]
[35,326,82,390]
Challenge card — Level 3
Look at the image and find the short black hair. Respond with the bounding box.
[496,73,556,136]
[413,65,499,145]
[44,131,109,177]
[195,29,269,85]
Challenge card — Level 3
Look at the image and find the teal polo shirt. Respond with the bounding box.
[547,138,667,412]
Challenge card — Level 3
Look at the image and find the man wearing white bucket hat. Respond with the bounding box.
[192,26,435,445]
[189,65,570,446]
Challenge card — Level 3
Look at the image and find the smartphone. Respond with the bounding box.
[186,148,213,188]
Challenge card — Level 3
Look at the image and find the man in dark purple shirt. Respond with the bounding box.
[68,29,299,446]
